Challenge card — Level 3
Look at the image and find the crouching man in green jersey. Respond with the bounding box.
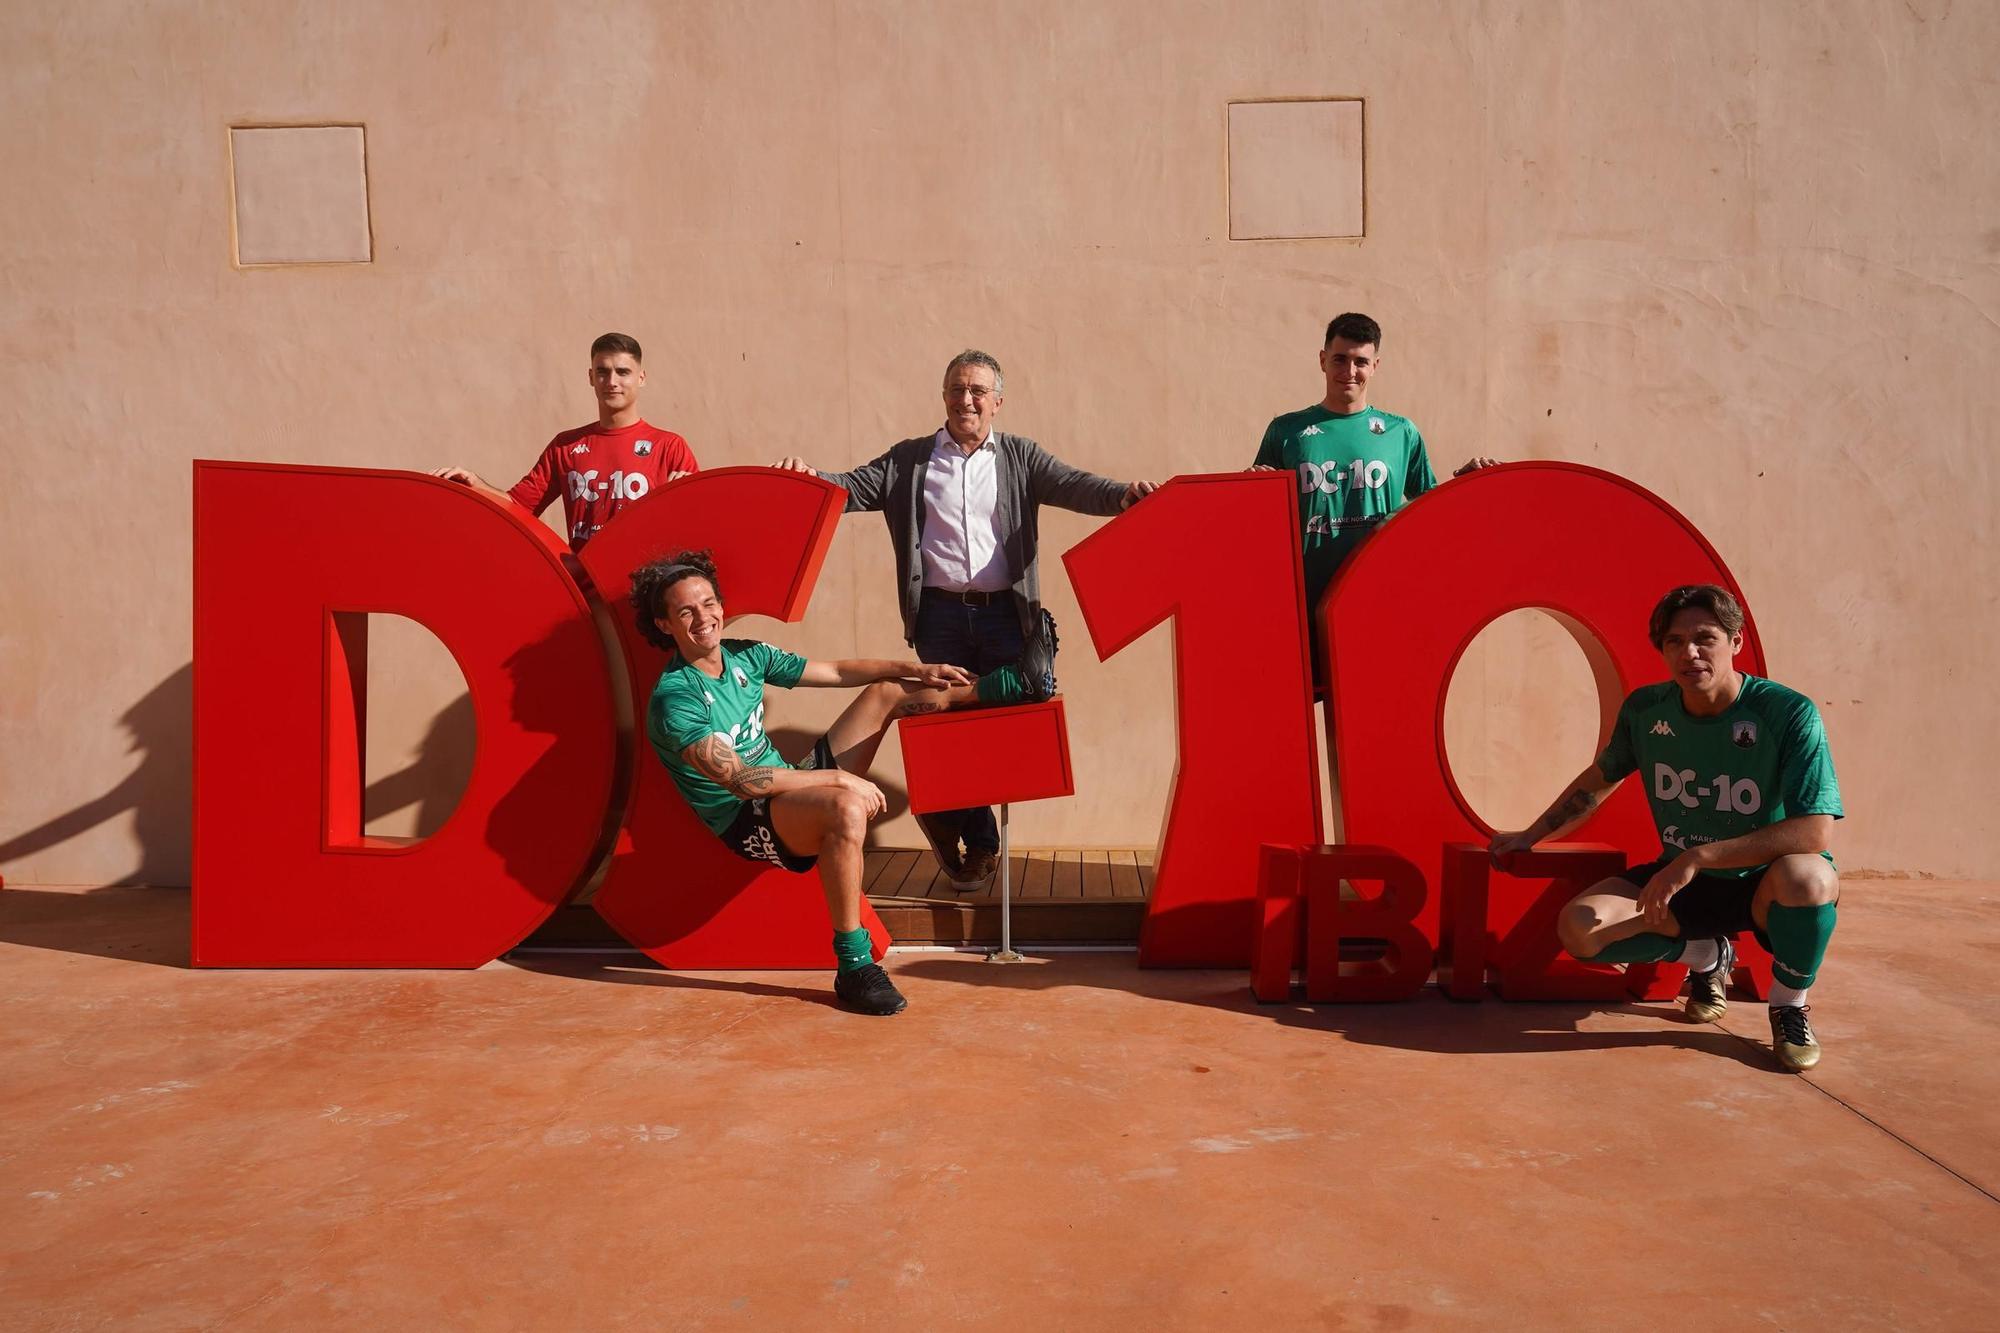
[1489,585,1844,1071]
[629,549,1057,1016]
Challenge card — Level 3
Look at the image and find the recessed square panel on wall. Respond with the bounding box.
[229,125,373,266]
[1227,99,1364,240]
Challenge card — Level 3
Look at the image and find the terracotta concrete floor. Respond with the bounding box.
[3,880,1997,1330]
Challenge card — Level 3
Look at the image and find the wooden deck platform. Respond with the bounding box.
[865,847,1155,947]
[520,848,1155,950]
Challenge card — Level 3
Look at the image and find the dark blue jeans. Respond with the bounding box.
[913,594,1027,853]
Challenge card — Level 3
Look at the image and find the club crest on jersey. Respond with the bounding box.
[1368,417,1386,434]
[1650,720,1675,737]
[732,667,749,687]
[634,440,653,456]
[1732,720,1758,749]
[702,691,714,705]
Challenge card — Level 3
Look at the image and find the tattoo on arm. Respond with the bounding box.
[1539,788,1602,836]
[896,699,946,717]
[687,734,780,798]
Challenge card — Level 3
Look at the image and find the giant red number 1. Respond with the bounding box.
[1062,474,1323,966]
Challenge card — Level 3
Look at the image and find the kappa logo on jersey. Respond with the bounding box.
[1368,417,1386,434]
[571,441,590,455]
[1650,720,1676,737]
[1300,424,1323,437]
[1732,720,1758,749]
[634,440,653,456]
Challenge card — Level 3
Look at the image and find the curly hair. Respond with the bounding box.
[629,549,722,653]
[1647,584,1744,649]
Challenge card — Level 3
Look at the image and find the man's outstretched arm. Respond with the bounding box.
[770,450,893,512]
[1488,762,1623,862]
[429,467,515,502]
[795,659,975,690]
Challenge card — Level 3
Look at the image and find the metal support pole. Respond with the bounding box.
[986,802,1024,962]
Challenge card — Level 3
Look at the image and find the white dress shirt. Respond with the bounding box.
[919,428,1011,592]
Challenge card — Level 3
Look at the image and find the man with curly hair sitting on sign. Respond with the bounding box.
[629,549,1057,1016]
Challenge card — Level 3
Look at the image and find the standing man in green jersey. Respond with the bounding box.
[1252,312,1496,679]
[629,549,1059,1017]
[1489,585,1845,1072]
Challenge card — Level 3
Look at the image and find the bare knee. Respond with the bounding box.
[1558,898,1602,958]
[859,679,905,712]
[826,789,871,841]
[1765,854,1839,908]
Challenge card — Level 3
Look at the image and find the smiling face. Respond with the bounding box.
[1659,607,1743,704]
[941,362,1003,449]
[589,352,646,423]
[1318,336,1379,413]
[657,575,724,660]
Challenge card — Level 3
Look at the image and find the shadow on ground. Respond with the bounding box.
[504,953,841,1010]
[887,951,1779,1070]
[0,885,192,967]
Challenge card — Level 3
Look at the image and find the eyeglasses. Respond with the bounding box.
[945,385,997,402]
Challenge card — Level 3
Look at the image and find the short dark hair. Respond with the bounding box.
[591,331,643,362]
[1648,584,1745,649]
[1323,312,1382,350]
[630,549,720,653]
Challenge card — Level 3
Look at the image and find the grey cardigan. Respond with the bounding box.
[816,432,1130,643]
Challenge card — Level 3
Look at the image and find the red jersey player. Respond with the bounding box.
[433,332,698,550]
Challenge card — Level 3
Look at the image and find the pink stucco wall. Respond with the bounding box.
[2,0,1992,885]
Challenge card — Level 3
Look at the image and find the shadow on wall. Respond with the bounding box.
[0,668,916,894]
[363,692,475,838]
[0,663,193,888]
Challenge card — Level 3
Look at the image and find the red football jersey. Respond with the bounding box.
[508,420,698,549]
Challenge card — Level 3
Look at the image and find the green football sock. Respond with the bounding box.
[976,665,1028,705]
[1588,934,1686,964]
[832,927,875,974]
[1764,902,1837,990]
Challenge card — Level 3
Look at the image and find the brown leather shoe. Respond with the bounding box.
[913,812,964,879]
[957,848,1000,886]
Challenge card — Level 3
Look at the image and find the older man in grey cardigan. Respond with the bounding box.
[775,349,1157,884]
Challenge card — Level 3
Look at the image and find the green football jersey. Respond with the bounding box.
[647,639,808,834]
[1596,675,1843,876]
[1255,403,1438,613]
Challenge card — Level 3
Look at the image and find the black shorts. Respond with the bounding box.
[1618,855,1772,950]
[715,734,836,873]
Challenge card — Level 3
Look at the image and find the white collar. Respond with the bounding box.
[932,427,995,456]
